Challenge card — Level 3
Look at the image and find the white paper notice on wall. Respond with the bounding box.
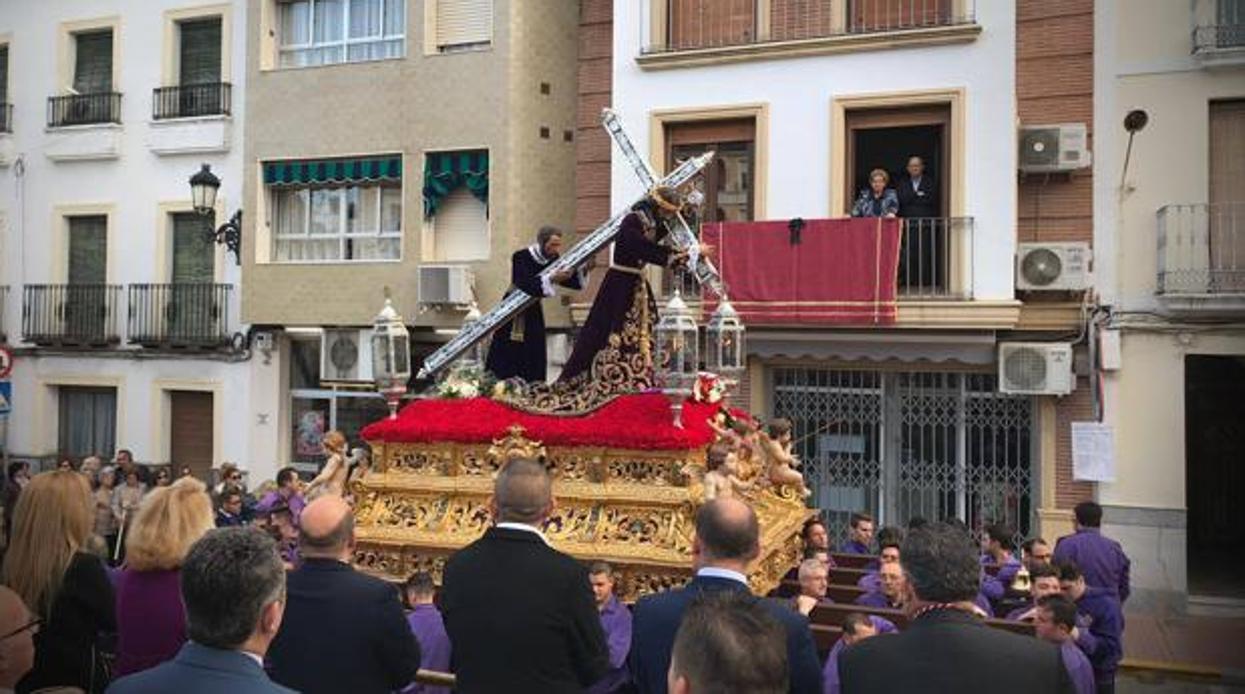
[1072,422,1116,482]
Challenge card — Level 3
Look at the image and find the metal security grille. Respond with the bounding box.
[773,367,1034,547]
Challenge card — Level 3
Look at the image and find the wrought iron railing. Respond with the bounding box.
[152,82,232,120]
[47,92,122,127]
[23,284,123,346]
[897,216,974,300]
[1157,202,1245,294]
[128,283,233,348]
[646,0,975,54]
[1193,0,1245,52]
[0,103,11,133]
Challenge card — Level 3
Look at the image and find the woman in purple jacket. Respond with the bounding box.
[114,476,215,677]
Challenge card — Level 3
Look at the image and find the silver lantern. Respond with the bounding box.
[654,290,699,426]
[371,297,411,419]
[706,297,745,378]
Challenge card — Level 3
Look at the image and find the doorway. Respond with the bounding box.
[1185,355,1245,598]
[170,390,214,480]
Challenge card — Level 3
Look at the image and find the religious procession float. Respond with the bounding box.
[349,111,813,600]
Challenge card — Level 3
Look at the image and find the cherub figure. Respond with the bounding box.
[758,418,811,498]
[305,430,349,499]
[702,443,753,501]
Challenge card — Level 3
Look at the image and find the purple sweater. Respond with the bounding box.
[115,568,187,677]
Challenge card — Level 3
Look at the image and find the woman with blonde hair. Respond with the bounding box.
[114,476,215,676]
[0,470,116,693]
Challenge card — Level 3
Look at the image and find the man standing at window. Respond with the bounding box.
[896,156,938,218]
[485,227,588,383]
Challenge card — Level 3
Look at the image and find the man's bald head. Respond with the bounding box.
[0,586,35,688]
[299,495,355,559]
[695,498,760,565]
[493,458,553,525]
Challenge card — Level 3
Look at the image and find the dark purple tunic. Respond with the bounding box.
[558,211,671,383]
[486,247,585,383]
[1054,528,1131,602]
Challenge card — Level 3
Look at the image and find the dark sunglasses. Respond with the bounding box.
[1,617,40,640]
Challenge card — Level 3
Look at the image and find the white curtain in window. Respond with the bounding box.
[432,187,488,261]
[273,185,400,261]
[350,0,383,38]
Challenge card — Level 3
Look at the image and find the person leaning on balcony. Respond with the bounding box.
[851,169,899,218]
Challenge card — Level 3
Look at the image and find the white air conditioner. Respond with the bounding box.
[320,329,374,382]
[998,342,1074,396]
[418,265,474,306]
[1018,124,1091,173]
[1016,242,1092,291]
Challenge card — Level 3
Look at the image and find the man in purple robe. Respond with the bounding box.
[980,523,1024,602]
[1035,595,1097,694]
[854,562,905,609]
[823,613,896,694]
[1006,564,1063,621]
[257,467,306,528]
[856,534,901,593]
[402,572,451,694]
[840,512,875,555]
[1060,563,1123,694]
[587,562,631,694]
[486,227,588,383]
[1053,502,1131,603]
[1023,537,1054,567]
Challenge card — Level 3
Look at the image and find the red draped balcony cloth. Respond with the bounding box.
[701,217,902,325]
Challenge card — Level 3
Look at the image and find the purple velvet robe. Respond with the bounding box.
[587,595,632,694]
[1054,528,1131,602]
[557,211,671,383]
[822,616,898,694]
[980,552,1023,601]
[840,540,871,555]
[115,568,186,677]
[1061,640,1098,694]
[854,591,901,609]
[486,246,586,383]
[402,604,452,694]
[1074,587,1124,687]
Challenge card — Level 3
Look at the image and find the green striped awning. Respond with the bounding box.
[263,155,402,187]
[423,149,489,218]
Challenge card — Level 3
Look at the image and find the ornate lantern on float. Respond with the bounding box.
[371,296,411,419]
[457,300,484,369]
[654,289,699,426]
[706,297,745,380]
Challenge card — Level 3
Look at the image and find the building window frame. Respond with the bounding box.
[57,17,121,101]
[276,0,407,69]
[161,5,232,89]
[423,0,494,55]
[266,175,405,264]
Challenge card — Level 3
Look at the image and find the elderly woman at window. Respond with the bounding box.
[851,168,899,218]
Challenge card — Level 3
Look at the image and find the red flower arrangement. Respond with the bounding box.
[361,392,740,451]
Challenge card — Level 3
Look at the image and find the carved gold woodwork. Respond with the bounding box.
[357,427,811,601]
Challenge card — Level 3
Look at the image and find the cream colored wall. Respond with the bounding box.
[1100,330,1244,510]
[242,0,580,329]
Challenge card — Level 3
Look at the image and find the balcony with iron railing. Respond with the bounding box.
[641,0,979,64]
[23,284,123,346]
[127,283,234,349]
[1157,202,1245,316]
[47,92,123,128]
[153,82,232,120]
[661,216,974,304]
[1193,0,1245,63]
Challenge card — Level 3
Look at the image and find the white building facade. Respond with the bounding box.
[1093,0,1245,605]
[0,1,267,482]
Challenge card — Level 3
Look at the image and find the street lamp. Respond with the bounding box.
[371,297,412,419]
[705,296,745,380]
[188,163,242,266]
[654,289,699,427]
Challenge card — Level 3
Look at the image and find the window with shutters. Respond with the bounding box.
[432,0,493,53]
[68,216,108,284]
[278,0,405,68]
[426,187,488,261]
[73,30,114,94]
[179,18,222,85]
[0,44,9,133]
[58,386,117,461]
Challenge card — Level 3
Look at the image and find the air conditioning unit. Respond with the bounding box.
[418,265,474,306]
[1018,124,1091,173]
[320,329,374,382]
[1016,242,1092,291]
[998,342,1074,396]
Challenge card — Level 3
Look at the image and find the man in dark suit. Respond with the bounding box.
[441,457,609,693]
[839,522,1074,694]
[896,156,938,218]
[267,496,421,694]
[108,528,294,694]
[629,498,823,694]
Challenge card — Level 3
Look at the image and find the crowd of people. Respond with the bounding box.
[0,438,1132,694]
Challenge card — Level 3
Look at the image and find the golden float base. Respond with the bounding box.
[353,426,812,600]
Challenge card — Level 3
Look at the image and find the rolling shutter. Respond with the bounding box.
[73,30,113,93]
[435,0,492,50]
[179,18,222,85]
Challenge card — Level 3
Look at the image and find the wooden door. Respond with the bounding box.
[170,391,214,481]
